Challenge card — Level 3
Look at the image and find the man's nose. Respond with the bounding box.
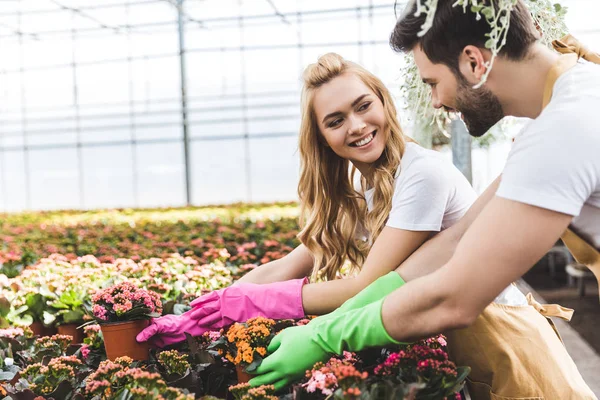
[431,92,443,109]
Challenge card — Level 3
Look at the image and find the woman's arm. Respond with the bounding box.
[397,175,501,281]
[236,244,314,284]
[301,227,433,314]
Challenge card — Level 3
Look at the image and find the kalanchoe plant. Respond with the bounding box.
[371,335,469,399]
[84,357,134,398]
[0,327,33,384]
[210,317,276,372]
[18,355,83,397]
[91,282,162,324]
[77,323,107,368]
[85,357,194,400]
[229,382,277,400]
[158,349,191,377]
[302,352,361,397]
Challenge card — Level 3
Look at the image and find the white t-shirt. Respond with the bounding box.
[362,142,527,305]
[364,142,476,231]
[497,62,600,250]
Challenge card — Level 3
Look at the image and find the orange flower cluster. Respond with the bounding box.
[224,317,275,367]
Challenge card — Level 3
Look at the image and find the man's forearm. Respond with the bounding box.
[397,175,501,282]
[381,269,469,342]
[382,197,573,342]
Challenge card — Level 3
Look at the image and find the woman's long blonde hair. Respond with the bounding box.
[298,53,407,281]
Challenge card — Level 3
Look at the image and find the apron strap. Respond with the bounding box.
[526,293,574,321]
[552,33,600,64]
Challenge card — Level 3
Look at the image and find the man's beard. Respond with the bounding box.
[455,76,504,137]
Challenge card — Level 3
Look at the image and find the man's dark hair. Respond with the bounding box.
[390,0,539,73]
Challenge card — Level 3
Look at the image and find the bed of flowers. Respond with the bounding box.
[0,203,300,279]
[0,204,469,399]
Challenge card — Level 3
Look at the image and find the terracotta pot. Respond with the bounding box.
[235,365,253,384]
[100,320,150,361]
[57,323,85,344]
[29,321,57,337]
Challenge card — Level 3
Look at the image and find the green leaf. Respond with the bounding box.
[0,371,16,381]
[173,304,190,315]
[10,313,33,327]
[25,293,45,317]
[245,354,263,373]
[113,388,132,400]
[63,310,84,324]
[485,38,495,49]
[481,7,493,19]
[0,297,10,317]
[49,300,70,310]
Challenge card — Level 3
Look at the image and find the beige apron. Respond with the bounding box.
[447,34,600,400]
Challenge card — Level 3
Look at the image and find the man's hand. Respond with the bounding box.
[248,324,330,390]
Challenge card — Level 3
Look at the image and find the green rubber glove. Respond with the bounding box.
[312,298,399,353]
[248,323,328,390]
[249,298,398,390]
[316,271,405,320]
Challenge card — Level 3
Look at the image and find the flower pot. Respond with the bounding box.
[57,323,84,344]
[235,365,253,384]
[100,320,150,361]
[29,321,57,337]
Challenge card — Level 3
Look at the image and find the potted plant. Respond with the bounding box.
[45,285,89,344]
[210,316,276,383]
[90,281,162,361]
[7,290,55,337]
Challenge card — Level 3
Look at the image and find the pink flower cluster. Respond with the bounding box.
[374,341,458,379]
[0,327,25,339]
[303,353,365,396]
[202,330,222,342]
[91,281,162,322]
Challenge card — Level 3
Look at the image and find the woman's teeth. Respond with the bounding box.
[352,132,374,147]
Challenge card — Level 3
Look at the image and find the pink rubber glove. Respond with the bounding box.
[188,278,308,328]
[136,278,307,348]
[136,312,210,348]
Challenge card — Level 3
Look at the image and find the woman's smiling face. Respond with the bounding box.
[313,73,387,174]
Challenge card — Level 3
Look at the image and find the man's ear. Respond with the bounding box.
[458,45,489,84]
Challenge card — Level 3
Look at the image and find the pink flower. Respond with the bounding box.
[81,344,90,359]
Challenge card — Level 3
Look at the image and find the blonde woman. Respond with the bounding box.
[137,52,478,347]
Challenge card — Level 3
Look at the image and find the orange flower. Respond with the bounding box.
[256,347,267,356]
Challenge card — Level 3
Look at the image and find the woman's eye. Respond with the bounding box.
[358,102,371,111]
[329,118,342,128]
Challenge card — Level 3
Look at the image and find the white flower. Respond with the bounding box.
[4,357,14,366]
